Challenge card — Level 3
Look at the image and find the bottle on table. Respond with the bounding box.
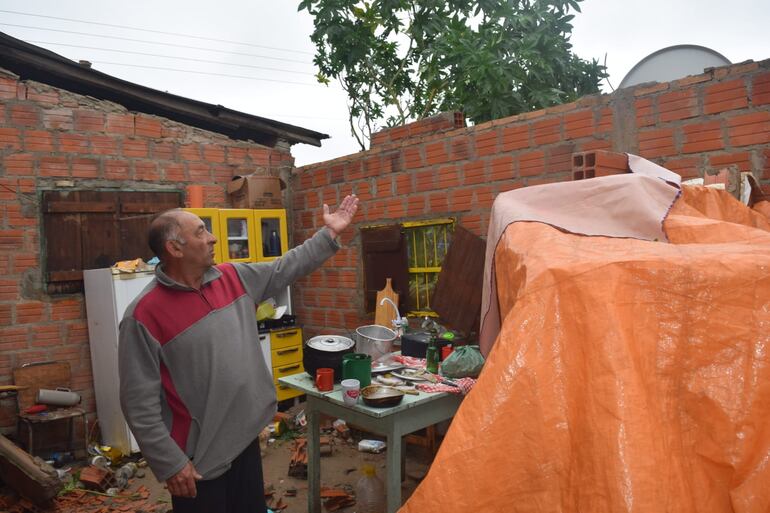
[425,331,439,374]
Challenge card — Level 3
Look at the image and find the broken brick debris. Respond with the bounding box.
[288,438,308,479]
[78,466,117,492]
[320,487,356,511]
[264,485,288,512]
[319,435,333,456]
[288,435,334,479]
[0,483,170,513]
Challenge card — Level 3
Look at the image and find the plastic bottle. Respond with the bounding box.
[269,230,281,256]
[355,464,385,513]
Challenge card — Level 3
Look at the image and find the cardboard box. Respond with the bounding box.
[227,174,284,209]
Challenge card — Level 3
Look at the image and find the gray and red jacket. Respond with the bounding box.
[118,229,338,481]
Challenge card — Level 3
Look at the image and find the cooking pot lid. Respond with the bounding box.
[307,335,355,352]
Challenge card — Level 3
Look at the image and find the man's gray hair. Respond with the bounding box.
[148,209,186,259]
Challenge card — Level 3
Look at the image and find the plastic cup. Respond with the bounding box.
[341,378,360,406]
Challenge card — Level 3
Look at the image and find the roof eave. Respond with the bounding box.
[0,32,328,147]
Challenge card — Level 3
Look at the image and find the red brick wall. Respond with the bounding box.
[292,59,770,340]
[0,67,293,434]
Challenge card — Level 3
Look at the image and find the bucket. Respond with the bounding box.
[355,325,397,361]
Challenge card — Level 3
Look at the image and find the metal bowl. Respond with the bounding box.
[361,385,404,408]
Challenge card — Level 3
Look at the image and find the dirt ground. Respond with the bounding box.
[131,425,432,513]
[0,400,436,512]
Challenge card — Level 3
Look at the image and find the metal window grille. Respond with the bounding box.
[402,218,454,316]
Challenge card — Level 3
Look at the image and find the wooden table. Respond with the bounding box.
[279,373,463,513]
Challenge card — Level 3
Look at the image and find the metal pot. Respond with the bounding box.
[355,325,397,361]
[303,335,355,382]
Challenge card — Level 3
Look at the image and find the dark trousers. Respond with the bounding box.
[171,438,266,513]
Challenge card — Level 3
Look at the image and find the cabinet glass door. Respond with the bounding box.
[255,209,288,261]
[219,209,256,262]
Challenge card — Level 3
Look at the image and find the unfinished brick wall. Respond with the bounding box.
[0,67,293,434]
[292,58,770,340]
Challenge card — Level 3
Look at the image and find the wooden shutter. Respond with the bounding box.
[118,191,182,263]
[431,225,486,336]
[42,190,182,294]
[360,224,410,313]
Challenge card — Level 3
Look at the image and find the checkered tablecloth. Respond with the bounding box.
[393,355,477,395]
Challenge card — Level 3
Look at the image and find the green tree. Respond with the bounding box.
[299,0,606,149]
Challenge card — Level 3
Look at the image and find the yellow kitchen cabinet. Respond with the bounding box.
[184,208,290,264]
[184,208,224,263]
[254,209,289,262]
[268,327,304,401]
[218,209,257,263]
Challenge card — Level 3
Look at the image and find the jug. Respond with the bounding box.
[341,353,371,387]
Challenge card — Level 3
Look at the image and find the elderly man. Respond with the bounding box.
[118,195,358,513]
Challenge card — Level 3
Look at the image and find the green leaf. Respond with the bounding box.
[300,0,600,148]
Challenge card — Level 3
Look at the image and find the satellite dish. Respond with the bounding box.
[619,44,731,89]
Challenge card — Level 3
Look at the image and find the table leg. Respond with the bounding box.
[385,430,402,513]
[401,437,406,482]
[307,405,321,513]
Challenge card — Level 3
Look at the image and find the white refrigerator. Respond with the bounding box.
[83,268,154,455]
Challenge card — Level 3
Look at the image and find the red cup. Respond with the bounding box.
[441,345,454,361]
[315,368,334,391]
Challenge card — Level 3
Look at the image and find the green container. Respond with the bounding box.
[342,353,372,387]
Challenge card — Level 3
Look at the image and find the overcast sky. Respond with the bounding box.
[0,0,768,166]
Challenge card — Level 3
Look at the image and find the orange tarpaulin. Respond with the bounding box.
[401,186,770,513]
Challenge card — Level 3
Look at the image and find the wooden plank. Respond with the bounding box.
[46,282,84,295]
[0,385,28,392]
[45,201,116,213]
[120,191,183,262]
[0,434,61,504]
[79,191,120,269]
[47,270,83,282]
[121,202,168,214]
[82,211,120,268]
[43,191,83,277]
[432,225,486,336]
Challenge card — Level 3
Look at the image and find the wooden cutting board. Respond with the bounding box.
[374,278,400,328]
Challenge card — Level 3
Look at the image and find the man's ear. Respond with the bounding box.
[165,239,184,258]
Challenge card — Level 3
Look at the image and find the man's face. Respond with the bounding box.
[174,212,218,268]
